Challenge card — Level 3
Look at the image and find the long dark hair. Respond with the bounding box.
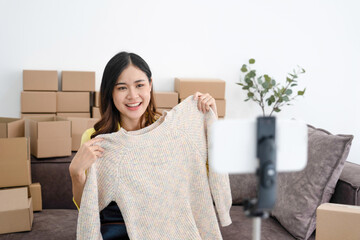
[91,52,161,139]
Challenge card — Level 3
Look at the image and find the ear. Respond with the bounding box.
[149,78,153,91]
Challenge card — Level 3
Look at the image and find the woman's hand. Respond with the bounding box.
[69,137,104,181]
[193,92,218,117]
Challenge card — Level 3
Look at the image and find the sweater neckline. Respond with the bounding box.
[116,95,192,147]
[119,109,170,136]
[116,103,174,148]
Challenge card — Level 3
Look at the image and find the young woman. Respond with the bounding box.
[69,51,218,239]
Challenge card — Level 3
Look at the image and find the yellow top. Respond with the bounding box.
[73,123,121,210]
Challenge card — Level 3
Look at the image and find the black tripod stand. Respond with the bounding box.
[243,117,277,240]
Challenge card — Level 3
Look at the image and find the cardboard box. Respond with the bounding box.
[57,112,91,118]
[21,91,57,113]
[180,98,226,117]
[62,71,95,91]
[25,116,72,158]
[57,92,90,112]
[316,203,360,240]
[95,91,100,107]
[23,70,58,91]
[157,108,172,115]
[153,92,179,108]
[21,113,56,119]
[66,117,98,151]
[29,183,42,211]
[92,107,100,119]
[0,137,31,188]
[174,78,226,99]
[0,187,33,234]
[0,118,24,138]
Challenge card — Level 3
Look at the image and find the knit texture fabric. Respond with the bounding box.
[76,95,232,240]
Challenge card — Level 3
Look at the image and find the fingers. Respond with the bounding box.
[89,144,105,153]
[193,92,201,100]
[85,137,104,146]
[195,92,215,114]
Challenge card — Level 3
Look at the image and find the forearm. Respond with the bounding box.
[70,168,86,208]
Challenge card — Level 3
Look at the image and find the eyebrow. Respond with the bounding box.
[115,79,145,86]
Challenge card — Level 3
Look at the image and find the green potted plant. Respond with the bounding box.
[236,59,306,116]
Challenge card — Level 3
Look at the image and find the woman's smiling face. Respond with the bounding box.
[112,64,152,127]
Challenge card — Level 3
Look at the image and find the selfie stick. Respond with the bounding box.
[243,117,277,240]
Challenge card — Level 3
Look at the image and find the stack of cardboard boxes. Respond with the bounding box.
[21,70,58,118]
[0,121,42,234]
[175,78,226,118]
[57,71,94,118]
[57,71,98,151]
[21,70,99,155]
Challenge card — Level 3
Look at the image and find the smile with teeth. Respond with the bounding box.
[126,102,142,107]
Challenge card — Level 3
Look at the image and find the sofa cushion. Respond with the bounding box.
[31,153,76,209]
[0,209,78,240]
[220,205,315,240]
[229,173,257,205]
[331,161,360,206]
[271,125,353,240]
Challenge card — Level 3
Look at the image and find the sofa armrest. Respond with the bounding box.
[330,161,360,206]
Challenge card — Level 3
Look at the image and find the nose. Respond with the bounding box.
[126,87,139,100]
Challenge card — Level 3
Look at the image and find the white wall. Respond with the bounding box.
[0,0,359,164]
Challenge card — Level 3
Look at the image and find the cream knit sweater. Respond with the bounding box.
[76,95,232,240]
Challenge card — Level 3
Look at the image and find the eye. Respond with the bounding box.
[137,84,144,88]
[117,87,126,90]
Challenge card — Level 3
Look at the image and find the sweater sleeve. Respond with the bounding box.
[177,96,232,227]
[76,163,103,240]
[205,108,233,227]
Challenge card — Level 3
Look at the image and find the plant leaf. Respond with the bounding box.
[246,70,256,78]
[285,89,292,95]
[249,58,255,64]
[274,108,281,112]
[298,88,306,95]
[264,74,271,82]
[241,64,248,73]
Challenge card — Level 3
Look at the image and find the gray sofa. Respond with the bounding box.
[0,125,358,240]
